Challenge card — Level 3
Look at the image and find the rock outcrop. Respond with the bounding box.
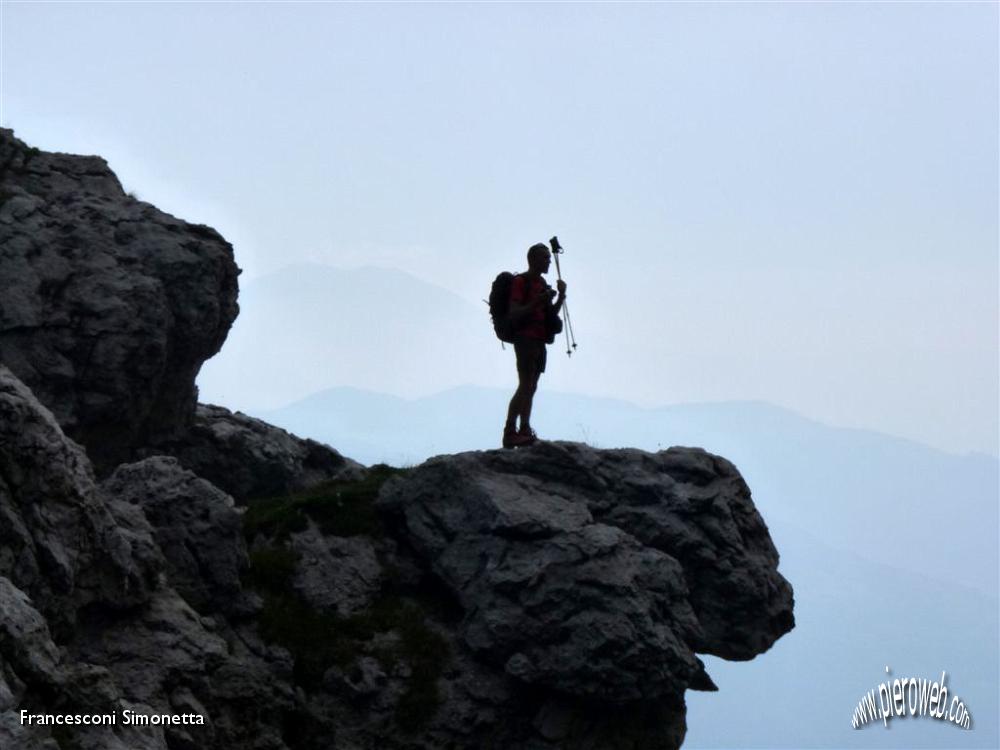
[142,403,364,502]
[1,357,794,749]
[0,132,794,750]
[0,365,163,637]
[99,456,251,615]
[0,128,239,472]
[377,442,793,715]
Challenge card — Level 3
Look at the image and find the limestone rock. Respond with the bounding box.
[72,588,228,708]
[0,366,162,633]
[323,656,387,698]
[0,369,792,750]
[587,445,795,659]
[0,129,239,472]
[99,456,249,615]
[144,403,364,502]
[0,576,61,688]
[0,576,170,750]
[288,522,381,617]
[378,441,794,706]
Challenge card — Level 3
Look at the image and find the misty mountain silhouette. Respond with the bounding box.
[687,516,998,749]
[197,264,508,409]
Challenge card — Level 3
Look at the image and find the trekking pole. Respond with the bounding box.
[558,296,576,357]
[549,236,578,356]
[561,303,573,357]
[549,237,571,356]
[563,301,577,351]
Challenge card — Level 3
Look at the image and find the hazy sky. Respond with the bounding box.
[3,2,997,455]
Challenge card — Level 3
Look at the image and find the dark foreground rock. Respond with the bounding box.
[142,403,364,503]
[0,128,239,473]
[1,363,794,750]
[0,365,162,637]
[377,442,794,711]
[99,456,251,616]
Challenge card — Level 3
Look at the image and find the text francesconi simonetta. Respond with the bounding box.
[20,709,206,727]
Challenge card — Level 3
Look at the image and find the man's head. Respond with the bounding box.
[527,242,551,274]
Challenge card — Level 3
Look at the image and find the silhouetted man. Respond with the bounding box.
[503,243,566,448]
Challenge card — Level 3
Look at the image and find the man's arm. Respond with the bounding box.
[550,279,567,314]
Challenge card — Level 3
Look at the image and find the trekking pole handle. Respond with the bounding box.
[549,236,565,282]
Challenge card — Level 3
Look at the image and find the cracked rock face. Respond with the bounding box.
[0,365,295,750]
[287,522,381,617]
[0,366,163,634]
[377,441,795,705]
[143,404,364,503]
[99,456,249,616]
[0,575,140,750]
[0,362,794,750]
[0,129,239,472]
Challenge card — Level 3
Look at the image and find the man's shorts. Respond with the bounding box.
[514,337,547,378]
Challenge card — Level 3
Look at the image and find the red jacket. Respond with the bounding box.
[510,274,548,341]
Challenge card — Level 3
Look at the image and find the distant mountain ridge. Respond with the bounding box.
[196,263,510,409]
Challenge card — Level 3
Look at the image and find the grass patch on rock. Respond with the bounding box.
[253,589,449,734]
[243,464,404,542]
[242,464,449,734]
[256,592,448,709]
[245,545,299,593]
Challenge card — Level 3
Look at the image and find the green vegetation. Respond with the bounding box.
[242,464,449,733]
[245,545,299,593]
[243,464,404,542]
[389,607,451,733]
[255,590,449,732]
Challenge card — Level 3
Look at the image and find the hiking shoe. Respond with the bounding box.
[503,430,534,449]
[518,428,539,444]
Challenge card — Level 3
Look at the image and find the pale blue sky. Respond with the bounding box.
[3,1,997,454]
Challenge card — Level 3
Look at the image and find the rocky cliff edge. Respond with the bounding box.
[0,130,793,750]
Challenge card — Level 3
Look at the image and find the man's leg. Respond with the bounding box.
[518,343,543,434]
[505,386,522,434]
[507,364,536,432]
[506,342,534,440]
[517,373,537,433]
